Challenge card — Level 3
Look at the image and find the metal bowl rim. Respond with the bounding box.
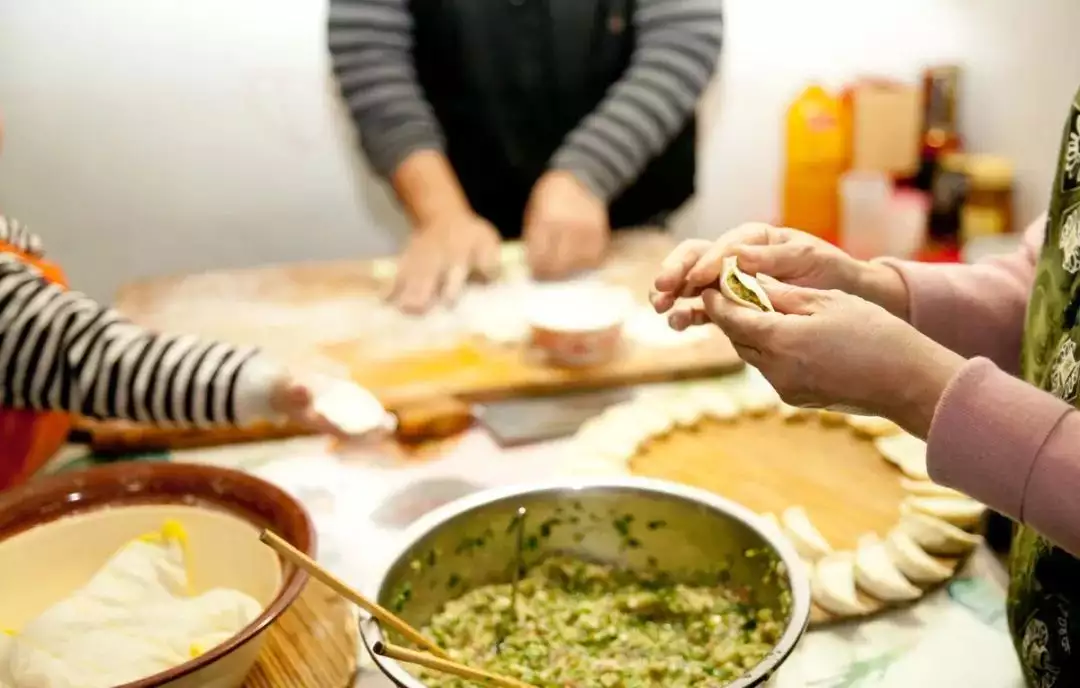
[360,476,812,688]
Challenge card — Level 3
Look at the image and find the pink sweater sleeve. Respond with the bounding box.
[881,217,1044,374]
[884,218,1080,556]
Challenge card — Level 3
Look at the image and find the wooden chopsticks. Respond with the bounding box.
[372,640,536,688]
[259,529,539,688]
[259,529,446,658]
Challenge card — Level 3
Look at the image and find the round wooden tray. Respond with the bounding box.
[244,579,358,687]
[565,381,984,627]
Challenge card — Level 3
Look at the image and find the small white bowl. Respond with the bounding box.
[526,283,634,367]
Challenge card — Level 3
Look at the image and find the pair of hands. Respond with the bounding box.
[651,223,965,437]
[390,171,609,314]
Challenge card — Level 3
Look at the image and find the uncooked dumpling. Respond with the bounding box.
[904,496,986,529]
[812,553,868,616]
[757,512,784,540]
[899,510,982,556]
[854,534,922,601]
[817,410,848,427]
[781,506,833,561]
[694,388,740,421]
[720,256,774,312]
[777,402,810,422]
[899,478,965,499]
[884,528,953,583]
[669,396,705,428]
[733,382,780,416]
[874,433,930,480]
[846,415,901,438]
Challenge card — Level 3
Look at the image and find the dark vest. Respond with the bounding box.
[409,0,697,239]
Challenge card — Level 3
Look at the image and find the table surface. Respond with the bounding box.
[46,371,1025,688]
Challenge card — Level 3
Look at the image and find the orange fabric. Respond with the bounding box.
[0,240,72,490]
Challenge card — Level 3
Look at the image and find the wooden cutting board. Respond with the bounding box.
[86,232,741,450]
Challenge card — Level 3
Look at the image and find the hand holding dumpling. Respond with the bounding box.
[650,224,963,438]
[650,223,909,329]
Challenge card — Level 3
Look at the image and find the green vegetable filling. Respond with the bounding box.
[412,556,783,687]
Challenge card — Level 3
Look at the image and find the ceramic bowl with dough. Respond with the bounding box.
[0,462,315,688]
[526,283,634,367]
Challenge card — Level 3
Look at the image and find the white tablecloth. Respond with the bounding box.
[171,417,1024,688]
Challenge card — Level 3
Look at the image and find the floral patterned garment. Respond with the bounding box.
[1013,85,1080,688]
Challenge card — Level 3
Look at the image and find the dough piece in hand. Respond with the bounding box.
[899,478,966,499]
[854,534,922,601]
[846,414,901,438]
[781,506,833,561]
[884,528,953,583]
[899,510,983,556]
[904,496,986,529]
[812,553,869,616]
[720,256,775,312]
[311,378,392,437]
[874,433,930,480]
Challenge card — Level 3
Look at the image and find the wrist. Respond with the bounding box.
[852,259,911,321]
[234,354,289,426]
[392,150,474,226]
[887,339,965,438]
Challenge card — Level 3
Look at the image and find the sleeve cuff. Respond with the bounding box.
[927,357,1072,520]
[233,354,288,426]
[549,150,621,202]
[875,257,958,335]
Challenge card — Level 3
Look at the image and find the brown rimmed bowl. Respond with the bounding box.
[0,461,315,688]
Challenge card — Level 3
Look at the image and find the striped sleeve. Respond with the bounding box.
[0,216,45,257]
[550,0,724,200]
[0,253,284,427]
[328,0,445,178]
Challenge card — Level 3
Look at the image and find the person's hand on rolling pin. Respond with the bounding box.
[523,170,610,280]
[698,276,964,437]
[390,211,501,314]
[268,373,394,442]
[651,223,909,329]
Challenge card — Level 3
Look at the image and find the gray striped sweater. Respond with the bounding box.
[328,0,723,201]
[0,217,281,427]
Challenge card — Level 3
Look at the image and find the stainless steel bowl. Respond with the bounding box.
[361,477,812,687]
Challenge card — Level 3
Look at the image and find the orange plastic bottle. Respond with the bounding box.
[782,84,848,244]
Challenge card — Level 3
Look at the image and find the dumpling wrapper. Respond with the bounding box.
[0,522,262,688]
[854,534,922,601]
[874,433,930,480]
[884,528,953,583]
[781,506,833,561]
[899,510,983,556]
[720,256,775,312]
[904,496,986,529]
[813,553,869,616]
[899,478,966,499]
[846,415,901,438]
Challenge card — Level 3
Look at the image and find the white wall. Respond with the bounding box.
[0,0,1078,301]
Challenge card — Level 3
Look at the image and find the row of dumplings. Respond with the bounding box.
[760,488,984,617]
